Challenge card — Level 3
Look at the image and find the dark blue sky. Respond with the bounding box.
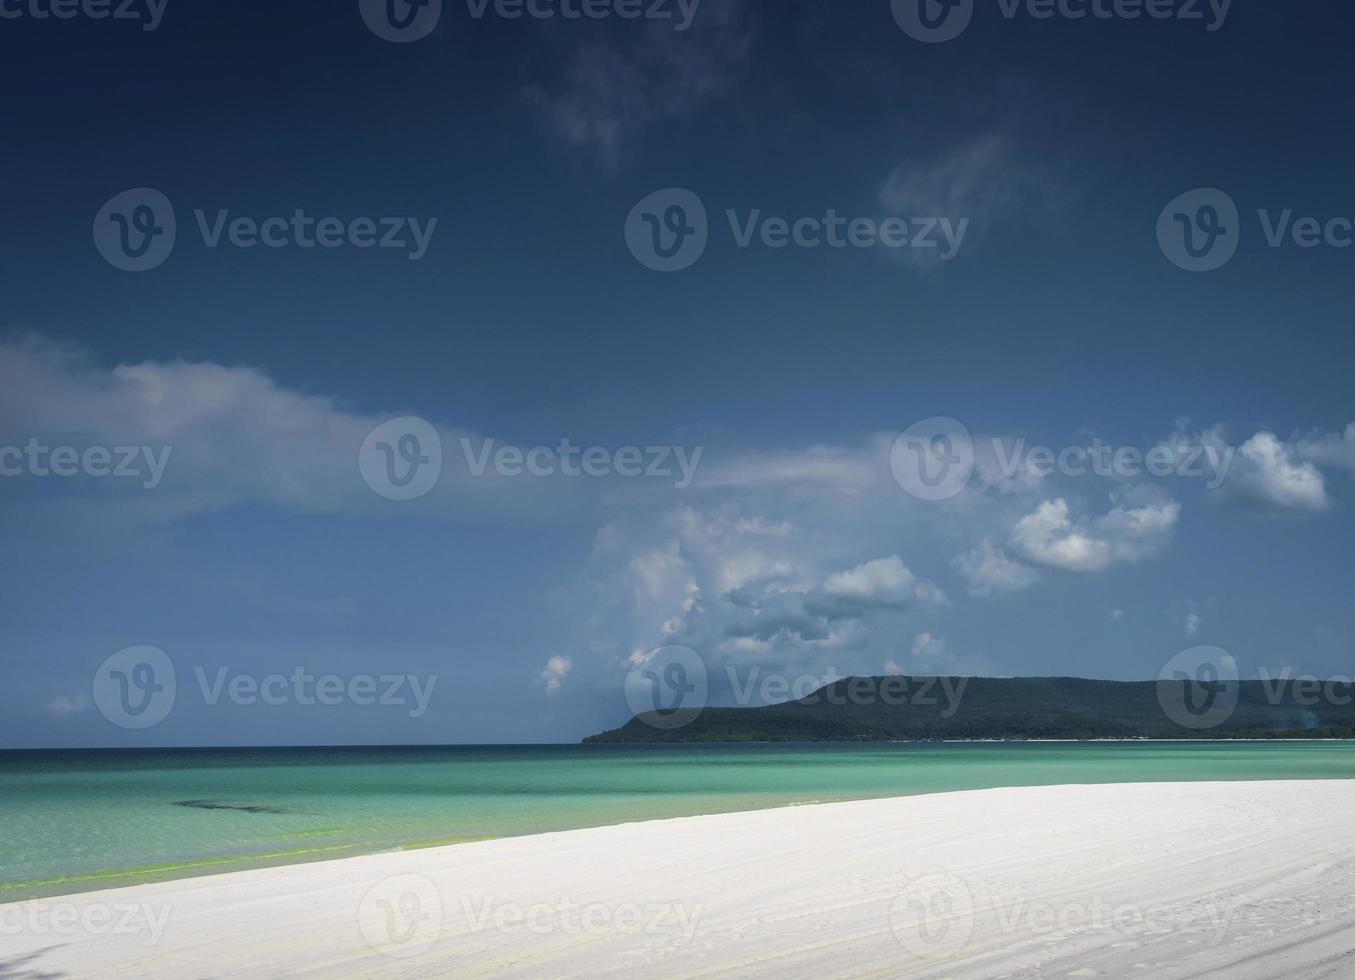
[2,0,1353,746]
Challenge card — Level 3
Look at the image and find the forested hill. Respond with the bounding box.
[584,676,1355,743]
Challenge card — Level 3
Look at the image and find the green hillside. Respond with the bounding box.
[585,676,1355,743]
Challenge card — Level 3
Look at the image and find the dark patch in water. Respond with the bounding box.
[173,799,295,815]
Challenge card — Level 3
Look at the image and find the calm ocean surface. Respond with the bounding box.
[3,742,1353,900]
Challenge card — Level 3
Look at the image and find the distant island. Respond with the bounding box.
[585,676,1355,743]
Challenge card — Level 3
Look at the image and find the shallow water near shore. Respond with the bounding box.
[3,741,1352,901]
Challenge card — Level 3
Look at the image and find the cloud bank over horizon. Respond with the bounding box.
[6,333,1353,740]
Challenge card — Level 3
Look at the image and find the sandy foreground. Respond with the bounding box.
[4,781,1355,979]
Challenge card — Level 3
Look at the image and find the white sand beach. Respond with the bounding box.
[4,780,1355,979]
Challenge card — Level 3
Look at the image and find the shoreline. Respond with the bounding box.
[4,780,1355,978]
[9,769,1355,904]
[7,745,1355,902]
[6,736,1355,753]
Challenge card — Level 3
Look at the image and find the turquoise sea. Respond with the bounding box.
[3,742,1353,901]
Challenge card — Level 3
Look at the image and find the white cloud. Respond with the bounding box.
[1109,609,1125,623]
[0,336,369,516]
[809,556,947,618]
[40,693,90,719]
[910,632,949,670]
[881,135,1018,221]
[0,336,449,520]
[1232,432,1329,511]
[733,517,793,537]
[972,437,1052,495]
[908,632,997,676]
[1009,492,1180,573]
[1298,423,1355,476]
[573,502,952,686]
[1011,500,1112,572]
[822,556,915,605]
[699,442,882,492]
[953,540,1040,597]
[629,543,692,601]
[878,133,1071,269]
[525,2,754,170]
[1159,422,1334,512]
[538,656,573,695]
[716,552,798,595]
[0,335,682,527]
[1185,612,1203,637]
